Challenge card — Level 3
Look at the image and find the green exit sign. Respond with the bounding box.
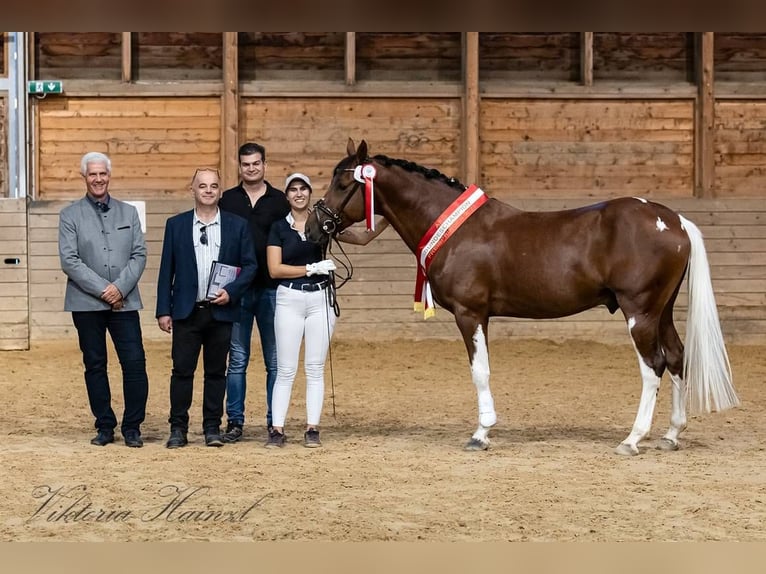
[28,80,63,95]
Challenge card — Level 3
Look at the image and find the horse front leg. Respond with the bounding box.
[456,316,497,451]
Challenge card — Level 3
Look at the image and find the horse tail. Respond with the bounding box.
[679,215,739,415]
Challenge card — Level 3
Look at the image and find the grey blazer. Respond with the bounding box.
[59,196,147,312]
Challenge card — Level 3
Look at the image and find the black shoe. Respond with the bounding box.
[265,428,286,449]
[204,429,224,447]
[222,424,243,443]
[303,428,322,448]
[123,429,143,448]
[166,428,188,449]
[90,429,115,446]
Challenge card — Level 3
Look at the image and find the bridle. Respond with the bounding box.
[310,166,365,237]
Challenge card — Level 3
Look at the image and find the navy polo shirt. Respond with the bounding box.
[267,216,325,289]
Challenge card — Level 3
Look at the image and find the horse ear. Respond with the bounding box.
[346,138,356,156]
[357,140,368,161]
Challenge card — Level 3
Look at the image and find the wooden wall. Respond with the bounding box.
[239,97,461,184]
[0,94,6,198]
[0,199,28,349]
[239,33,345,82]
[36,33,122,80]
[37,97,221,199]
[480,33,580,81]
[480,100,694,197]
[714,101,766,196]
[15,32,766,345]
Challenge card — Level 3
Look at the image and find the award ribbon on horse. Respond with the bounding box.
[353,164,377,231]
[415,185,488,318]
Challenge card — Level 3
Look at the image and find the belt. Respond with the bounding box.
[195,301,211,308]
[285,281,328,292]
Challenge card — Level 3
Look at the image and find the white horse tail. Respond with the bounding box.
[679,215,739,415]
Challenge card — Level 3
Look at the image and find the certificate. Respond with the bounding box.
[206,261,241,300]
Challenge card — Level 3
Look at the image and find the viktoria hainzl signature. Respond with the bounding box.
[29,484,270,523]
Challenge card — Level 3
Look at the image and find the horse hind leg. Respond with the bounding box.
[455,314,497,451]
[615,314,666,456]
[657,301,687,451]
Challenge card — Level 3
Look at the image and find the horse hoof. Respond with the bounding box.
[614,443,639,456]
[464,438,489,451]
[657,438,679,451]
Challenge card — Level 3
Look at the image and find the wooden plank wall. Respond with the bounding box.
[37,97,221,199]
[239,33,345,82]
[239,97,462,184]
[480,33,580,81]
[36,33,121,80]
[0,199,28,349]
[355,33,462,82]
[133,33,222,81]
[714,33,766,81]
[480,100,694,197]
[593,33,692,81]
[714,101,766,196]
[27,197,765,344]
[0,94,6,197]
[19,32,766,344]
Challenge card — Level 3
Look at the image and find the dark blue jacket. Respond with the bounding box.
[155,209,257,322]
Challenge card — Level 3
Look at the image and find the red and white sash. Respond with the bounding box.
[414,185,488,318]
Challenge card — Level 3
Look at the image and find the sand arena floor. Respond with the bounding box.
[1,337,764,542]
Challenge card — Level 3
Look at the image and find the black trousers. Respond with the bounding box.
[168,306,232,433]
[72,310,149,434]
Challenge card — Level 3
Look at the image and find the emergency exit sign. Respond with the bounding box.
[28,80,63,95]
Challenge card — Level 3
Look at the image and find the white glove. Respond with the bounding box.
[306,259,337,276]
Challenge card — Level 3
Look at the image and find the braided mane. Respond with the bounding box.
[372,154,466,192]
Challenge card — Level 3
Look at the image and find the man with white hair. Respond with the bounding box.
[58,152,150,448]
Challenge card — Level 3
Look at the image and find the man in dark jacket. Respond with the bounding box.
[156,167,257,448]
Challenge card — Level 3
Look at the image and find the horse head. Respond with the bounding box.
[306,138,369,243]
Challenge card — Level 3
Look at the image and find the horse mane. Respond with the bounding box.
[371,154,466,192]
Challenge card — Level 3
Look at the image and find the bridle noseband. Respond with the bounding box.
[311,167,363,237]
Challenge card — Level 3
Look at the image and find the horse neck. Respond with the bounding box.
[373,168,463,253]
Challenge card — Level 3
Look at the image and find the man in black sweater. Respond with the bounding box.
[218,142,289,442]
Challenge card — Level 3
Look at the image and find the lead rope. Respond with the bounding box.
[322,236,354,420]
[324,270,338,419]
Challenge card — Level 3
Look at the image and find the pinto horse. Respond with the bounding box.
[306,139,739,455]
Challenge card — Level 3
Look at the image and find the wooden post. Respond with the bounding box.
[345,32,356,86]
[694,32,715,198]
[463,32,480,185]
[222,32,239,189]
[121,32,132,83]
[581,32,593,87]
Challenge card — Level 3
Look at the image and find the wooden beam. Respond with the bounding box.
[26,32,35,82]
[345,32,356,86]
[222,32,239,189]
[121,32,132,83]
[581,32,593,87]
[463,32,480,185]
[694,32,715,198]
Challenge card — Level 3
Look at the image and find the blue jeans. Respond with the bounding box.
[225,286,278,428]
[71,310,149,434]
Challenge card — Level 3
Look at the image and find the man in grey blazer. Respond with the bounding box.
[59,152,149,448]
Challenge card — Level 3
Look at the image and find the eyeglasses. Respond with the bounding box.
[199,225,208,245]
